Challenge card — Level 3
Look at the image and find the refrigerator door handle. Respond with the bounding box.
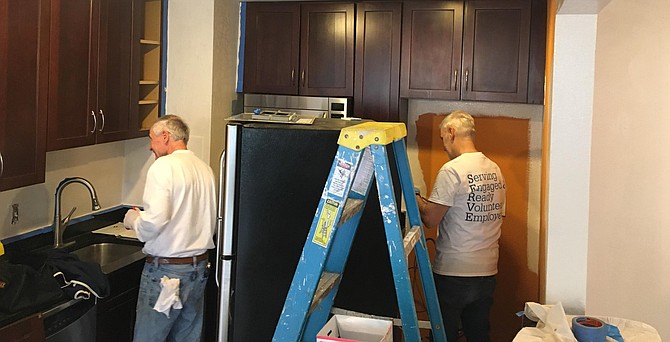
[217,259,233,341]
[215,150,225,287]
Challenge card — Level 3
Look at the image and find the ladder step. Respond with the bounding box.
[340,198,365,225]
[309,272,342,314]
[403,226,421,259]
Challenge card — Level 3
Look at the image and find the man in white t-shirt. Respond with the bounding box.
[123,115,216,342]
[416,111,506,342]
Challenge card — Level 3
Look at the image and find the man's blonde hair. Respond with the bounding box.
[439,110,476,138]
[151,114,190,144]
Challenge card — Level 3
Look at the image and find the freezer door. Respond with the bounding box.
[216,124,240,342]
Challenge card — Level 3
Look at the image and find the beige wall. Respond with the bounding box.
[0,142,127,241]
[588,0,670,338]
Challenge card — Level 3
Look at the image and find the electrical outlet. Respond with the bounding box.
[10,203,19,225]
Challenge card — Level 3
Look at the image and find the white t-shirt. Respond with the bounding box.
[428,152,506,276]
[130,150,217,258]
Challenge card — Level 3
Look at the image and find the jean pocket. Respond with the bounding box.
[200,262,211,283]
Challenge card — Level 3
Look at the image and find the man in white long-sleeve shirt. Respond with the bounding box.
[123,114,216,342]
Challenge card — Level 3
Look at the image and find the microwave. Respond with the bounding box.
[243,94,351,119]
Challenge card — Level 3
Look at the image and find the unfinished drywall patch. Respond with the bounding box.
[416,113,532,341]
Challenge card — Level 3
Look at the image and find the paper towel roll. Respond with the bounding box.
[572,316,607,342]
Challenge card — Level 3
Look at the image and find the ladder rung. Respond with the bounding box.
[331,307,433,329]
[403,226,421,259]
[340,198,365,225]
[309,272,341,314]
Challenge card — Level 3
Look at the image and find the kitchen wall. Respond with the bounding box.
[5,0,668,339]
[0,141,130,241]
[547,0,669,339]
[588,0,670,338]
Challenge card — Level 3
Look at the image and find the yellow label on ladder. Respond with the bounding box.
[313,199,339,247]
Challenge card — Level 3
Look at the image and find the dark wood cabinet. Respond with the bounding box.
[0,0,49,191]
[401,1,463,100]
[461,0,531,102]
[47,0,134,151]
[401,0,541,103]
[243,2,354,97]
[96,258,143,342]
[0,314,46,342]
[354,2,402,122]
[243,3,300,95]
[47,0,163,151]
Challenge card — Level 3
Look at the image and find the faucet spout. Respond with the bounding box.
[53,177,101,248]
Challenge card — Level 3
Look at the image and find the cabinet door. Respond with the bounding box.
[300,3,354,97]
[461,0,531,102]
[96,0,135,143]
[0,314,46,342]
[47,0,99,151]
[354,2,402,122]
[0,0,49,191]
[243,3,300,95]
[400,1,463,99]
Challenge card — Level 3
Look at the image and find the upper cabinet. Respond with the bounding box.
[401,0,543,103]
[0,0,49,191]
[243,2,354,97]
[354,2,403,122]
[47,0,163,151]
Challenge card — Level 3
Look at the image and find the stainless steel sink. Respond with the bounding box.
[71,242,145,274]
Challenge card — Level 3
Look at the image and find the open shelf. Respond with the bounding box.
[140,39,160,45]
[136,0,162,132]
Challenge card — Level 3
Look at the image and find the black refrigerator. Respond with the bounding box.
[213,118,400,341]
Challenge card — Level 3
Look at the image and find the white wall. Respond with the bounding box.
[545,14,597,313]
[548,0,669,338]
[123,0,221,205]
[587,0,670,338]
[0,142,127,241]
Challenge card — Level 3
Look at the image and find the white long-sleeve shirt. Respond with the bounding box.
[129,150,216,257]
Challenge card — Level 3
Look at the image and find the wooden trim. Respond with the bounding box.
[539,0,557,304]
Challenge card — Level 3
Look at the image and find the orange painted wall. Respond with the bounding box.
[415,113,537,341]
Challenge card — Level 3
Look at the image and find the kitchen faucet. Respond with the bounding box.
[53,177,101,248]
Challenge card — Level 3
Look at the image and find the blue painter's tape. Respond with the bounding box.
[572,316,607,342]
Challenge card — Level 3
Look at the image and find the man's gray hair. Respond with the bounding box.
[440,110,476,138]
[151,114,190,144]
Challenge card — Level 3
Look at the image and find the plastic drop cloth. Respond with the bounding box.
[513,302,661,342]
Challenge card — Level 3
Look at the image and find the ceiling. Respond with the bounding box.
[557,0,614,14]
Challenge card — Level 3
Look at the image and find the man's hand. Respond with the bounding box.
[123,208,140,230]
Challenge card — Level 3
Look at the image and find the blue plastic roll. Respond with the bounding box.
[572,316,607,342]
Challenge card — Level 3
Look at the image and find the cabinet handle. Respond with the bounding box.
[301,70,305,87]
[0,151,4,178]
[99,109,105,132]
[291,69,295,86]
[465,69,470,91]
[454,69,459,91]
[90,111,97,134]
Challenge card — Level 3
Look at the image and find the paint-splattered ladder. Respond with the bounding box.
[272,122,447,342]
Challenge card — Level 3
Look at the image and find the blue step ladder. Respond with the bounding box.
[272,122,447,342]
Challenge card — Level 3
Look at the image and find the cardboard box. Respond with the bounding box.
[316,315,393,342]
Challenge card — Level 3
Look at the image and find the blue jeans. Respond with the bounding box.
[433,273,496,342]
[133,260,210,342]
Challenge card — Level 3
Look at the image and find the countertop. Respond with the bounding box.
[0,206,140,328]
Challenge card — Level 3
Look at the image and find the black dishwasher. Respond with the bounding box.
[43,299,96,341]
